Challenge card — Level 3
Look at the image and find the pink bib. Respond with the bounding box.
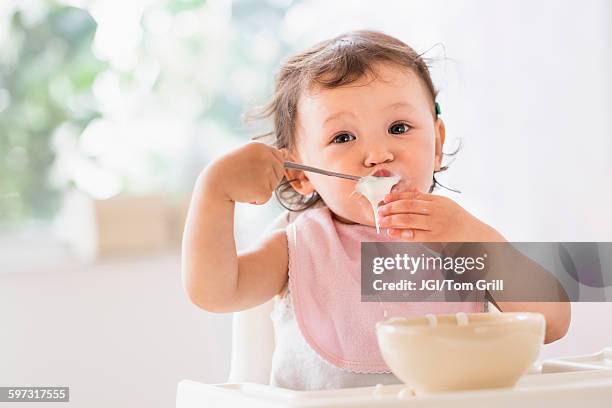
[287,206,485,373]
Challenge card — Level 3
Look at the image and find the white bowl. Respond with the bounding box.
[376,312,545,393]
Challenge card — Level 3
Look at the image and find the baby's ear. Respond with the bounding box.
[434,118,446,171]
[282,149,315,195]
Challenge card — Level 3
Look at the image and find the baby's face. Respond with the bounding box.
[290,63,445,226]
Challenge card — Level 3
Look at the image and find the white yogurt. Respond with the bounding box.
[455,312,469,326]
[372,383,385,398]
[425,313,438,327]
[355,174,401,233]
[398,387,416,398]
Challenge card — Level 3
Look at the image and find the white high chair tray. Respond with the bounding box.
[541,347,612,372]
[176,349,612,408]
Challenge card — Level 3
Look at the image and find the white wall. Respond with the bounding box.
[289,0,612,239]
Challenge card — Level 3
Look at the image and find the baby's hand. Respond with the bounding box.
[203,142,286,205]
[376,189,505,242]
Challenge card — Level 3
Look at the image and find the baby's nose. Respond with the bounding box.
[364,148,394,167]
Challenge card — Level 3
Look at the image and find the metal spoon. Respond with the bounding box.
[283,161,361,181]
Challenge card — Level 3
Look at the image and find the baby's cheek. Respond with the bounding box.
[408,162,437,193]
[320,184,367,220]
[329,184,357,208]
[316,177,353,199]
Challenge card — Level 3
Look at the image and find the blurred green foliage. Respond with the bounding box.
[0,0,298,225]
[0,5,106,222]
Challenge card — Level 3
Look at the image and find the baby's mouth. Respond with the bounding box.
[371,168,392,177]
[364,168,408,195]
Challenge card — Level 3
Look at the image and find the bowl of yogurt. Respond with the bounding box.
[376,312,545,393]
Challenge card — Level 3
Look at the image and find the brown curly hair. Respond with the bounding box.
[248,30,456,212]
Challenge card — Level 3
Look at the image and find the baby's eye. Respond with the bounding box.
[332,133,356,144]
[388,122,411,135]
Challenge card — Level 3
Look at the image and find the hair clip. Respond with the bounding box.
[435,102,441,116]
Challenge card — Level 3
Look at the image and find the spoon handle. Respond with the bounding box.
[283,161,361,181]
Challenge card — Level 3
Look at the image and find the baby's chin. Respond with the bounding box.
[327,199,375,226]
[344,198,385,227]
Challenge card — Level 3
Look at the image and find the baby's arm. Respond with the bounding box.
[481,234,571,344]
[482,235,571,344]
[472,231,571,344]
[181,142,289,313]
[491,300,571,344]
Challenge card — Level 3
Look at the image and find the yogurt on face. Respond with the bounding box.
[355,174,401,234]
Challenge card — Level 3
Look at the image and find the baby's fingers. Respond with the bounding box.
[270,147,287,163]
[384,189,433,203]
[387,228,430,242]
[268,149,287,184]
[378,213,431,231]
[377,199,431,217]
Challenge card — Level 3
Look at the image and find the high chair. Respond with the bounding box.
[226,296,277,384]
[177,209,610,407]
[226,209,295,384]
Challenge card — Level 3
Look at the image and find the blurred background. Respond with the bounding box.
[0,0,611,407]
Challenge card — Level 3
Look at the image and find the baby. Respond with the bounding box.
[182,30,571,390]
